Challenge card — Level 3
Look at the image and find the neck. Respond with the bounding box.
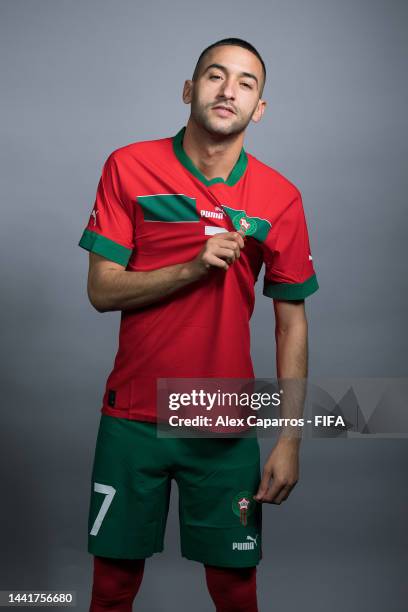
[182,118,244,182]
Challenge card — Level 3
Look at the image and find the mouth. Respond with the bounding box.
[212,105,236,116]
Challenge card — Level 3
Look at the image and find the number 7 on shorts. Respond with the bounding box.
[89,483,116,536]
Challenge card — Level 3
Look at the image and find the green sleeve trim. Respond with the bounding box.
[263,273,319,300]
[78,229,132,266]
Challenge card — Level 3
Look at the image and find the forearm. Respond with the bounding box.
[90,260,206,312]
[275,319,308,445]
[275,319,308,379]
[87,230,245,312]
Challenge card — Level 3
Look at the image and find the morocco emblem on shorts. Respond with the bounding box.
[232,490,254,526]
[232,213,257,236]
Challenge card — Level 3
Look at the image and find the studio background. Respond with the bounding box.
[1,0,407,610]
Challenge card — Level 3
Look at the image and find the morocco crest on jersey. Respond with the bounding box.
[232,490,255,526]
[233,212,258,236]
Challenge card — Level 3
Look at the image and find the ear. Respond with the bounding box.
[251,99,267,124]
[183,79,193,104]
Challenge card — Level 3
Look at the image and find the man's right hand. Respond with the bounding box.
[191,230,246,274]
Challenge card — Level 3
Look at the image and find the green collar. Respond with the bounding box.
[172,126,248,187]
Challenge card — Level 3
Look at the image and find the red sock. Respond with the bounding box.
[204,564,258,612]
[89,555,145,611]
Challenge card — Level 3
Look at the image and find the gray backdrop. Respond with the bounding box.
[1,0,407,610]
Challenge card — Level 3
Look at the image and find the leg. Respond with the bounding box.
[87,417,171,608]
[204,564,258,612]
[89,555,145,611]
[177,435,262,568]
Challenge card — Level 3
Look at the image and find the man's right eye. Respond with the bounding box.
[209,75,221,80]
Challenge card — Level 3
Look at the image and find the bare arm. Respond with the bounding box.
[274,299,308,379]
[254,299,308,505]
[86,231,245,312]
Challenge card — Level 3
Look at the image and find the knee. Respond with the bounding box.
[90,556,145,610]
[204,565,258,612]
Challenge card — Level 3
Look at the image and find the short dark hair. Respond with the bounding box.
[192,37,266,96]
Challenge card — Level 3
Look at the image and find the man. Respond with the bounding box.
[79,37,318,611]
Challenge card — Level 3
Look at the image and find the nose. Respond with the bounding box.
[217,77,236,100]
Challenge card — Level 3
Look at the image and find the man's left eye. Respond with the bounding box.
[241,82,252,89]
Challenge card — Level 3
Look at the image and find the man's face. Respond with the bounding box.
[185,45,266,138]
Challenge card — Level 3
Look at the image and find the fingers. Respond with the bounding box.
[209,232,245,264]
[220,231,246,249]
[253,470,271,501]
[198,230,246,272]
[273,483,296,504]
[254,473,298,505]
[205,253,230,271]
[216,246,241,263]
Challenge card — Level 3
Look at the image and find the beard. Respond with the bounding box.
[190,92,256,140]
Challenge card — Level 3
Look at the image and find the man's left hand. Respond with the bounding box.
[253,437,300,504]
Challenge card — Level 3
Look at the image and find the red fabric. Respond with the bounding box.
[79,129,317,423]
[204,564,258,612]
[89,555,145,611]
[89,556,258,610]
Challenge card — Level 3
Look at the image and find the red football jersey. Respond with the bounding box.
[79,126,319,421]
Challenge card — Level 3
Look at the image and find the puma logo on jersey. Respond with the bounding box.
[200,208,224,219]
[91,209,99,226]
[232,535,259,551]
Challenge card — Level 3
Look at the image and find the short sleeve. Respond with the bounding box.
[262,192,319,300]
[78,153,135,266]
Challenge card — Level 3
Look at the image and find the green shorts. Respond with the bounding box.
[88,414,262,568]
